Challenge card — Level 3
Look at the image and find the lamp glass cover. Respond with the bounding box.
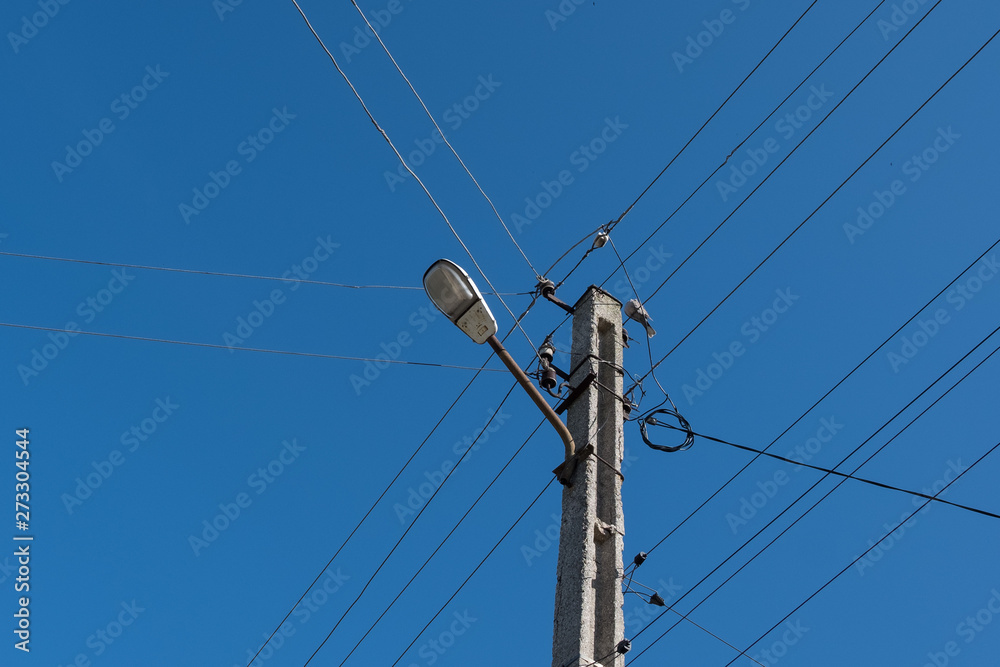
[423,260,477,321]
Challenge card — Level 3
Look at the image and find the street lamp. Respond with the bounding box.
[422,259,498,344]
[423,259,578,482]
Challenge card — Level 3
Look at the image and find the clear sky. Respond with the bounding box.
[3,0,999,665]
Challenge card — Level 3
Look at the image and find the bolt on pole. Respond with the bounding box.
[552,286,625,667]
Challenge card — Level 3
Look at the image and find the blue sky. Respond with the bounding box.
[3,0,1000,665]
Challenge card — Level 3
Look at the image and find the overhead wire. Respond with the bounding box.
[538,0,896,351]
[636,4,980,388]
[642,0,939,307]
[389,475,558,666]
[349,0,543,283]
[301,384,521,666]
[545,223,607,287]
[303,295,547,665]
[244,312,536,666]
[652,421,1000,521]
[335,418,545,665]
[637,231,1000,558]
[603,0,894,279]
[0,250,530,294]
[243,379,513,666]
[607,236,670,403]
[605,0,823,232]
[0,321,506,373]
[719,440,1000,667]
[389,409,616,666]
[288,0,538,355]
[627,324,1000,663]
[619,576,765,667]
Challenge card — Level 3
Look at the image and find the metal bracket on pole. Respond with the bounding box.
[552,444,594,487]
[538,279,576,315]
[555,372,596,415]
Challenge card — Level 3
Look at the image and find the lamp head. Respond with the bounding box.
[423,259,498,344]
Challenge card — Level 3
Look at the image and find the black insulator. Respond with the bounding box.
[541,367,558,390]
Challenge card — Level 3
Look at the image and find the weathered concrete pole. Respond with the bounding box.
[552,287,625,667]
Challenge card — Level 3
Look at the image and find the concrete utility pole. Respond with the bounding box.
[552,287,625,667]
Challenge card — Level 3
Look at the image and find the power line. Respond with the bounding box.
[336,418,545,665]
[0,250,530,295]
[388,410,611,667]
[719,438,1000,667]
[604,0,894,278]
[301,385,525,665]
[652,421,1000,521]
[389,476,557,666]
[0,322,505,372]
[288,0,538,355]
[637,231,1000,559]
[243,297,537,666]
[642,0,941,306]
[606,0,823,232]
[539,0,897,346]
[349,0,543,283]
[627,324,1000,663]
[243,360,514,666]
[611,236,1000,655]
[637,8,985,387]
[607,235,671,403]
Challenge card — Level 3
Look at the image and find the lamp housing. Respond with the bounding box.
[423,259,498,344]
